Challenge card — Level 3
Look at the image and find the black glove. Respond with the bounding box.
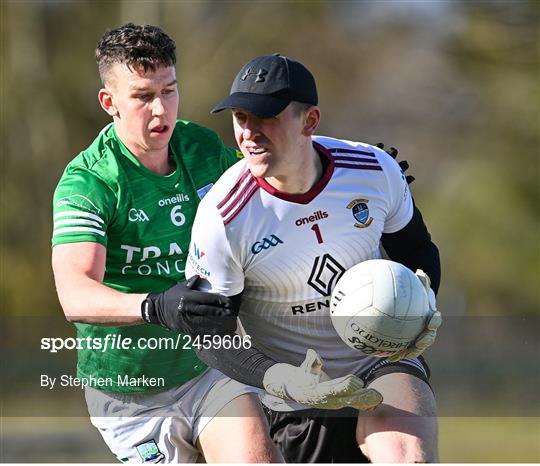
[376,142,415,185]
[141,276,237,336]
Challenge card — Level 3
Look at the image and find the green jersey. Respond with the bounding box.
[52,120,241,392]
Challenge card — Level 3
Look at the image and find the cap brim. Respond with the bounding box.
[211,92,290,118]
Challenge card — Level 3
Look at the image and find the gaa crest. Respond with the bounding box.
[347,199,373,228]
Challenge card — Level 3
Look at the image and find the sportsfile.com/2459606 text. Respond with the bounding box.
[40,334,252,353]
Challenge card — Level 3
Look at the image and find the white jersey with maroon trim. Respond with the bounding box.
[186,135,413,391]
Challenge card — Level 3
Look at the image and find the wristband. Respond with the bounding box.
[141,293,160,325]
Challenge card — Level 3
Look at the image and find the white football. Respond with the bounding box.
[330,259,429,357]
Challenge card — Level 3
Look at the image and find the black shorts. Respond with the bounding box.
[264,356,431,463]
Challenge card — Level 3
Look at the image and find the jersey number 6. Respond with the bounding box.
[170,205,186,227]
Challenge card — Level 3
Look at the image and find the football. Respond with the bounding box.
[330,259,429,356]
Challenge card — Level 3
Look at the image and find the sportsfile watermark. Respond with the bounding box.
[3,315,539,417]
[41,333,252,353]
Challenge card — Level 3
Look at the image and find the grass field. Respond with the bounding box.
[2,416,539,462]
[439,417,540,463]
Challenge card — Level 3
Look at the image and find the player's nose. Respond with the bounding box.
[241,117,262,140]
[242,128,259,141]
[152,97,166,116]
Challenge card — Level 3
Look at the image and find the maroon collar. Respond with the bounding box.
[254,142,334,204]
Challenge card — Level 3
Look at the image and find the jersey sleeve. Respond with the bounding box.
[52,167,116,247]
[185,197,245,297]
[376,147,414,234]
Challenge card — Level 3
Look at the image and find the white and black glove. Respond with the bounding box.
[142,276,236,336]
[263,349,383,410]
[388,270,442,362]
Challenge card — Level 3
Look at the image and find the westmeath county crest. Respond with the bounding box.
[136,439,164,463]
[347,199,373,228]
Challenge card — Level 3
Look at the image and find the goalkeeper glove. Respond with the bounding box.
[263,349,383,410]
[388,270,442,362]
[376,142,415,184]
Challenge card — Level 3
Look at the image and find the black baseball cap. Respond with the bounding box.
[211,53,318,118]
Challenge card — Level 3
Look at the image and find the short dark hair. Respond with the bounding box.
[95,23,176,85]
[290,101,314,116]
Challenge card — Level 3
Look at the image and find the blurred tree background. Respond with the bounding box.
[1,0,538,462]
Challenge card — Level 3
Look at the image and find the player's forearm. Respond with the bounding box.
[55,274,145,326]
[191,291,275,387]
[52,242,146,325]
[393,240,440,295]
[381,204,441,294]
[195,344,276,388]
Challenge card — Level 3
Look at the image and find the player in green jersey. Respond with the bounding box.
[51,23,283,463]
[52,23,382,463]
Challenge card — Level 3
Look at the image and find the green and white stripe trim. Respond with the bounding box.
[53,211,106,237]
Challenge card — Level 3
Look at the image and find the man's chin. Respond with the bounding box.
[143,140,170,155]
[247,163,271,179]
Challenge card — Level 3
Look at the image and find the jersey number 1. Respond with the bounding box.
[311,223,324,244]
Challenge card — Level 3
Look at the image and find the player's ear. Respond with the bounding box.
[302,106,320,136]
[98,88,118,117]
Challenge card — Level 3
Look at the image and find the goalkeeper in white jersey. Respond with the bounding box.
[186,54,442,463]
